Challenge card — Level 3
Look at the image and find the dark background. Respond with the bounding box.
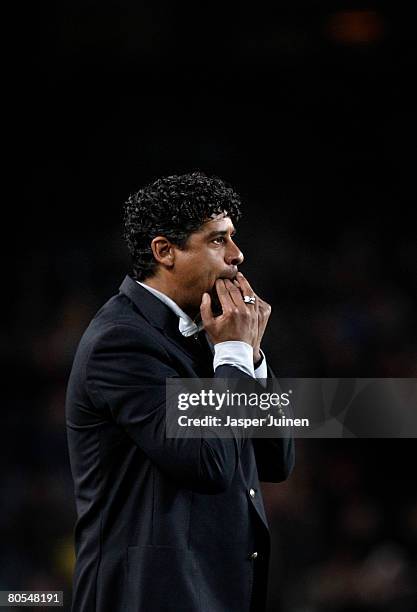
[2,1,416,610]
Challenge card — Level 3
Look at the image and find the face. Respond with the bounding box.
[171,216,244,316]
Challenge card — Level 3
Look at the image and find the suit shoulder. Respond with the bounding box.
[74,293,162,362]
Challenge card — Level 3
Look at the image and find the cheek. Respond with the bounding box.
[185,251,222,287]
[185,262,212,288]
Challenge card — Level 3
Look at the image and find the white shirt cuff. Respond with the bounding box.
[213,341,254,377]
[254,349,268,387]
[254,349,268,379]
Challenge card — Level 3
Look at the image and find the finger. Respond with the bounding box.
[200,292,214,326]
[215,279,235,312]
[234,276,258,315]
[236,272,256,298]
[232,278,244,297]
[256,296,271,316]
[233,278,257,307]
[254,291,260,319]
[223,279,247,309]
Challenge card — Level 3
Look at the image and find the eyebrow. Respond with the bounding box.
[206,229,237,240]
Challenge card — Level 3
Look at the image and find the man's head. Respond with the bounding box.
[123,171,244,316]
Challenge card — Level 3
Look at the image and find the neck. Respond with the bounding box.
[142,276,199,320]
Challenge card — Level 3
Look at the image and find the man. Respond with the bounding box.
[66,171,294,612]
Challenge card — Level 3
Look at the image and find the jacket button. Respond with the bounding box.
[249,488,256,498]
[249,552,258,560]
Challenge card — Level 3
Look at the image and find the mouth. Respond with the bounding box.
[210,270,238,296]
[218,267,238,281]
[208,271,239,315]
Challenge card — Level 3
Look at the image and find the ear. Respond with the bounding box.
[150,236,175,269]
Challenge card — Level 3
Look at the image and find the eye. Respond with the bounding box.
[212,236,226,244]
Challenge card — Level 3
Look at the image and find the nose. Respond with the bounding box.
[226,240,244,266]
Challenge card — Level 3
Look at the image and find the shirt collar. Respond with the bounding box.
[136,281,204,337]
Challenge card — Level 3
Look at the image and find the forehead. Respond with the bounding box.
[199,216,236,235]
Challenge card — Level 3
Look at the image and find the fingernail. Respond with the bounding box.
[237,271,243,277]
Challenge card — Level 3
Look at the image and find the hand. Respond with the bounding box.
[233,272,271,363]
[200,278,258,347]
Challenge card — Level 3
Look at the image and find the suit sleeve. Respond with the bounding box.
[85,324,252,494]
[252,361,296,482]
[217,359,295,482]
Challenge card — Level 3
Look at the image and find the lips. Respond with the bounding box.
[218,267,238,281]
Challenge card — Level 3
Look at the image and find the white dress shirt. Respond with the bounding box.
[137,281,268,379]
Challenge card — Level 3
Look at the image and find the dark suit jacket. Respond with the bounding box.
[66,275,295,612]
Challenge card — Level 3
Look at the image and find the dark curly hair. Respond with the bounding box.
[123,171,243,280]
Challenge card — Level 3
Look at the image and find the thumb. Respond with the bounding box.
[200,292,213,325]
